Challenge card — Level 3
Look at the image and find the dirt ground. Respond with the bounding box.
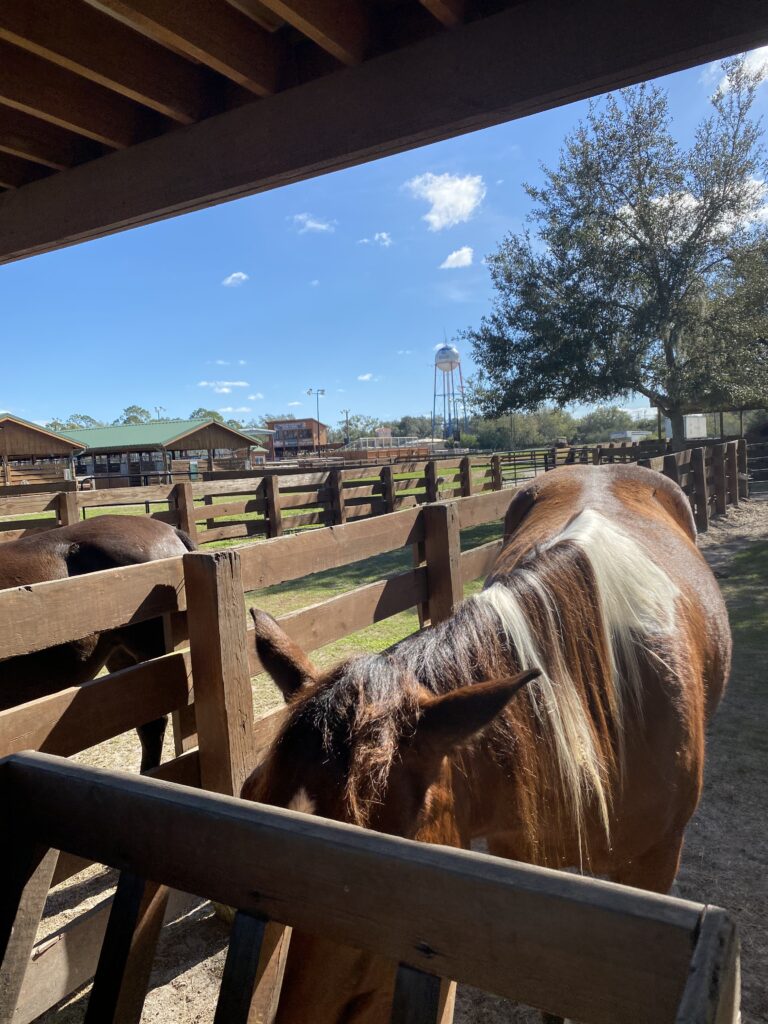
[34,501,768,1023]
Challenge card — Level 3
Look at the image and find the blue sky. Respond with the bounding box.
[1,50,766,432]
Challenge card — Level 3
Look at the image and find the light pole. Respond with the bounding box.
[340,408,350,446]
[154,406,165,421]
[306,388,325,453]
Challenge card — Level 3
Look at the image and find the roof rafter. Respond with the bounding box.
[86,0,285,95]
[0,0,208,125]
[419,0,465,28]
[0,106,106,169]
[0,41,161,148]
[255,0,369,65]
[0,152,52,189]
[1,0,767,264]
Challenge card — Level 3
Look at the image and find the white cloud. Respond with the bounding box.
[198,380,249,395]
[222,271,249,287]
[405,172,486,230]
[359,231,394,247]
[357,373,374,381]
[288,401,303,407]
[397,349,412,355]
[292,212,335,234]
[703,46,768,91]
[238,359,246,365]
[440,246,474,269]
[215,387,231,394]
[310,279,320,287]
[214,359,229,365]
[248,392,264,400]
[219,406,251,413]
[337,388,346,393]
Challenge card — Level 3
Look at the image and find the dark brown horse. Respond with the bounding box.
[0,515,195,771]
[243,463,731,1023]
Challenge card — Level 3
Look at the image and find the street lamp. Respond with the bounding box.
[340,408,350,446]
[306,388,325,453]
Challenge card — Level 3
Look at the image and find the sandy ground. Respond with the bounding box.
[34,501,768,1023]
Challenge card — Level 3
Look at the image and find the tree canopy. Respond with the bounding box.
[113,405,152,425]
[465,57,768,446]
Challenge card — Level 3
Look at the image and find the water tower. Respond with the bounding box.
[432,343,467,442]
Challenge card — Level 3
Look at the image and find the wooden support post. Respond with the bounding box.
[174,481,198,544]
[490,454,502,491]
[459,456,473,497]
[425,460,439,502]
[423,502,462,625]
[163,611,196,756]
[737,438,748,499]
[691,447,709,533]
[0,846,59,1024]
[329,468,346,525]
[592,445,602,465]
[662,453,681,486]
[727,441,739,508]
[713,444,727,517]
[183,550,256,797]
[213,912,291,1024]
[265,475,283,538]
[56,490,79,526]
[719,410,725,439]
[381,465,397,514]
[391,966,455,1024]
[83,872,169,1024]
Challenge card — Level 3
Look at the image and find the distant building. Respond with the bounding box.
[609,430,652,443]
[266,418,328,459]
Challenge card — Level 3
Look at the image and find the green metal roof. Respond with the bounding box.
[66,419,267,453]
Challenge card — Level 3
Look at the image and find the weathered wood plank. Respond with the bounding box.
[460,539,503,585]
[0,556,185,660]
[239,506,424,591]
[2,752,708,1024]
[455,488,518,531]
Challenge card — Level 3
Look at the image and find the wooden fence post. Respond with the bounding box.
[691,447,709,533]
[459,456,473,497]
[173,481,198,544]
[381,465,396,514]
[713,444,727,517]
[727,441,739,508]
[592,445,602,465]
[183,550,255,797]
[265,475,283,538]
[662,453,680,486]
[490,455,502,491]
[425,460,439,502]
[737,439,748,499]
[329,468,346,525]
[423,502,462,625]
[56,490,79,527]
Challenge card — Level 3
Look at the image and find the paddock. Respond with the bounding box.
[0,452,751,1024]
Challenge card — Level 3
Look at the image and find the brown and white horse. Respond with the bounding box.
[243,463,731,1023]
[0,515,195,771]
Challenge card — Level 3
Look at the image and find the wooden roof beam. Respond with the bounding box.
[86,0,285,95]
[226,0,285,33]
[255,1,369,65]
[1,0,767,263]
[0,106,106,170]
[0,42,162,148]
[0,0,209,125]
[0,152,52,189]
[419,0,465,28]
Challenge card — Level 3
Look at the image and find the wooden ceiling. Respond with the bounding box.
[0,0,766,263]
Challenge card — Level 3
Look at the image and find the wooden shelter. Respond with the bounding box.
[0,413,85,489]
[68,417,269,485]
[0,1,766,264]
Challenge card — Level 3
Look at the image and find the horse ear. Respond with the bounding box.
[250,607,318,700]
[416,670,539,755]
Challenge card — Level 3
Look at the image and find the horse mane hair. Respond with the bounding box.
[286,509,680,863]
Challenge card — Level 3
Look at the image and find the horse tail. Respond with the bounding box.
[174,528,197,551]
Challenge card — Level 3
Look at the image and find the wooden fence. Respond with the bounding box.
[0,440,748,547]
[0,479,742,1023]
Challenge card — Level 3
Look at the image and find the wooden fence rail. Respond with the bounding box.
[0,440,748,545]
[0,752,740,1024]
[0,452,746,1023]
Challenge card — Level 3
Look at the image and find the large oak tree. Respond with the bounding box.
[466,58,768,447]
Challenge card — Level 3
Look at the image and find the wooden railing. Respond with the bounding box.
[0,751,740,1024]
[0,478,742,1023]
[0,440,748,545]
